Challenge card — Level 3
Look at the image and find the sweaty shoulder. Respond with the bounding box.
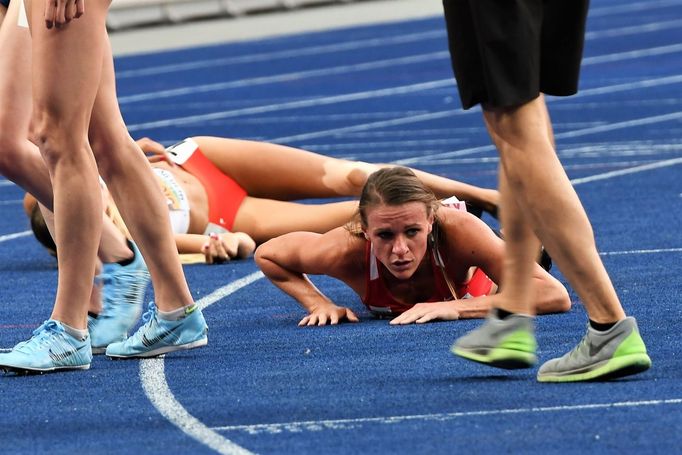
[437,206,502,254]
[437,205,476,233]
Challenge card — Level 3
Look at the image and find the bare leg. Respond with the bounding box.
[0,1,131,266]
[194,136,498,212]
[89,34,193,310]
[0,0,52,205]
[29,0,110,329]
[492,168,541,315]
[234,198,358,244]
[483,96,624,322]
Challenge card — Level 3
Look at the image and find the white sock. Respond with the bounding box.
[158,304,196,321]
[61,322,89,341]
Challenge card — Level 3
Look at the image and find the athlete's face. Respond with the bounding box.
[363,202,433,280]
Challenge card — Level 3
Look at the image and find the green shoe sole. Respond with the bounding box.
[451,346,537,370]
[537,353,652,383]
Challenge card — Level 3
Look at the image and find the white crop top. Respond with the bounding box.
[153,168,191,235]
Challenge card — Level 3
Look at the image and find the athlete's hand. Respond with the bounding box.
[389,302,460,325]
[45,0,85,29]
[299,304,359,326]
[202,232,256,264]
[136,137,175,166]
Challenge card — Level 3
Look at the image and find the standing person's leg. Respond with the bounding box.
[0,0,133,266]
[0,0,108,373]
[30,0,107,329]
[444,0,649,381]
[0,0,52,205]
[86,34,206,359]
[484,99,624,319]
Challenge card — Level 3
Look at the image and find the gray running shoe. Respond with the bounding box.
[451,312,537,369]
[537,316,651,382]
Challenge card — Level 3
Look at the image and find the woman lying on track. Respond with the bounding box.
[25,135,500,264]
[255,167,569,325]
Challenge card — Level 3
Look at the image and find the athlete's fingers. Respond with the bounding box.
[298,316,310,327]
[219,234,239,258]
[54,0,67,27]
[64,0,76,22]
[345,309,360,323]
[317,313,328,326]
[390,311,419,325]
[137,137,169,155]
[44,0,57,28]
[415,313,437,324]
[209,233,229,263]
[75,0,84,18]
[202,242,213,264]
[329,313,339,325]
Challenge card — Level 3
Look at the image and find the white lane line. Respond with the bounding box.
[569,157,682,185]
[118,50,449,104]
[271,73,682,146]
[589,0,682,17]
[600,247,682,256]
[585,19,682,40]
[119,22,682,105]
[0,180,15,187]
[396,109,682,165]
[210,398,682,435]
[583,43,682,65]
[139,271,264,455]
[127,79,454,132]
[141,360,254,455]
[116,30,446,78]
[0,231,31,244]
[121,39,682,112]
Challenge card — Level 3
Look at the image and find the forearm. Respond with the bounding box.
[174,234,209,254]
[257,255,334,313]
[450,298,493,319]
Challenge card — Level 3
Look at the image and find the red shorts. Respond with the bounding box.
[456,267,495,299]
[166,138,247,231]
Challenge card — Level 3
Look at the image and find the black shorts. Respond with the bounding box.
[443,0,589,109]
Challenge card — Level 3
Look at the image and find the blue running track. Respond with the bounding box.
[1,0,681,453]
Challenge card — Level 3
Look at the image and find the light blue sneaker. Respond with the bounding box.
[0,320,92,374]
[105,302,208,359]
[90,241,149,354]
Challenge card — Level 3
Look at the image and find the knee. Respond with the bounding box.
[31,108,87,170]
[32,124,68,172]
[343,161,378,194]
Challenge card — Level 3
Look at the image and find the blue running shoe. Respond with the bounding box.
[0,320,92,374]
[105,302,208,359]
[90,241,149,354]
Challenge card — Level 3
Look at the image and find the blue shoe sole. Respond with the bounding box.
[106,336,208,359]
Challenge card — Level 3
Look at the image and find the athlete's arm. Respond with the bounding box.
[440,209,570,315]
[255,228,361,326]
